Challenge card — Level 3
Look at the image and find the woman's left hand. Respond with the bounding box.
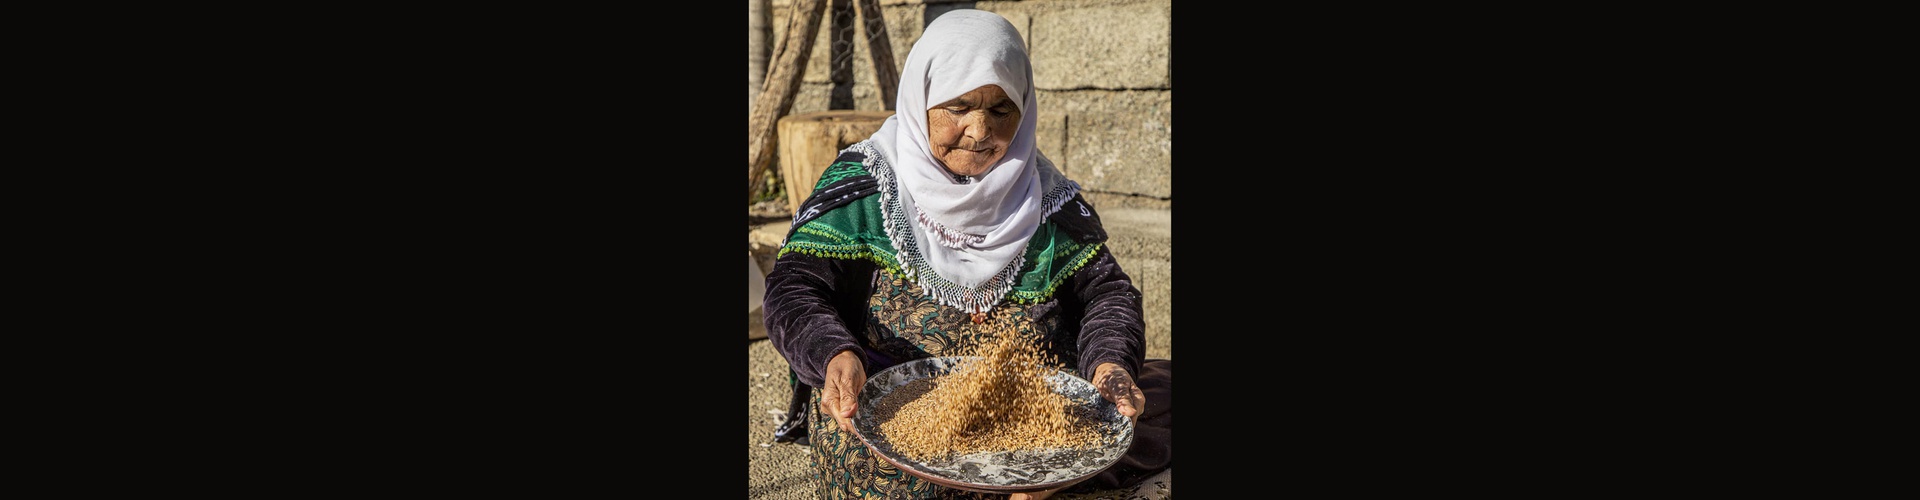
[1092,362,1145,420]
[1010,365,1137,500]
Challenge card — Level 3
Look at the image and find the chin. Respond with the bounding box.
[947,157,1001,177]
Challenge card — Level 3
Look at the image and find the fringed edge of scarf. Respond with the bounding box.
[860,140,1081,314]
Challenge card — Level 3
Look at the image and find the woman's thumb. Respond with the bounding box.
[838,394,858,417]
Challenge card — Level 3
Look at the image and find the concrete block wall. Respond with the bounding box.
[761,0,1171,209]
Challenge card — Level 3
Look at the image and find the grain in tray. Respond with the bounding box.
[874,313,1104,461]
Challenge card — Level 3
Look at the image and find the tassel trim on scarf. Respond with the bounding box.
[916,208,986,250]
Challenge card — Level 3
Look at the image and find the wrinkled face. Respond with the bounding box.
[926,84,1021,178]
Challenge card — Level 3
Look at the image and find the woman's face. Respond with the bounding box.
[926,84,1021,178]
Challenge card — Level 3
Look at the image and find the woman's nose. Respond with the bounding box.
[964,112,991,139]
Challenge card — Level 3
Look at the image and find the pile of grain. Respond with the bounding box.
[874,318,1103,461]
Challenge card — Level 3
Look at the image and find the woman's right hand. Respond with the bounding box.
[820,350,867,433]
[1092,362,1144,421]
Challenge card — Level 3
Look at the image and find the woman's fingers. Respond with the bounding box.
[820,382,856,432]
[1095,364,1144,419]
[830,378,859,432]
[823,351,866,433]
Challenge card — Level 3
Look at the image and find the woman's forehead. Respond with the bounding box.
[922,47,1027,99]
[938,85,1012,105]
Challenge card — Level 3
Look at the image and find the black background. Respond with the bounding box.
[106,2,1835,496]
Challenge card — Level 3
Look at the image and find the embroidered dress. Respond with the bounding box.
[766,144,1170,499]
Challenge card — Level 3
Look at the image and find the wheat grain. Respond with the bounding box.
[874,314,1103,461]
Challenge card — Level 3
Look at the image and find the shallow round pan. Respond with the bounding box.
[851,356,1135,494]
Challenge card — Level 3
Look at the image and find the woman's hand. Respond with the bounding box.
[1092,362,1145,420]
[820,350,867,433]
[1010,365,1138,500]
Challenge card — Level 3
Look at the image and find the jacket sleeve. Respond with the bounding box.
[763,250,873,388]
[1069,245,1146,378]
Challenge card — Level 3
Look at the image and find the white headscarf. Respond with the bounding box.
[867,9,1061,312]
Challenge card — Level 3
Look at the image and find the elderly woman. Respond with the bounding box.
[764,9,1171,500]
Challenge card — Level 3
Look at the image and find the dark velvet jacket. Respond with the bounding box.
[763,152,1146,390]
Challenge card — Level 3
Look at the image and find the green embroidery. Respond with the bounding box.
[783,194,1097,305]
[782,151,1099,308]
[812,160,870,192]
[1008,241,1104,305]
[780,194,906,277]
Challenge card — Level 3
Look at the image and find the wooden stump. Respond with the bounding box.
[777,110,893,214]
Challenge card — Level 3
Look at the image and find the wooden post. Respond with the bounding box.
[856,0,898,110]
[748,0,770,113]
[778,110,894,213]
[828,0,855,110]
[748,0,827,202]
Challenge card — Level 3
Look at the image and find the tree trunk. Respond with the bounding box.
[748,0,827,202]
[778,110,893,214]
[748,0,770,115]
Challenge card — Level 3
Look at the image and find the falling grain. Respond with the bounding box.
[874,314,1103,461]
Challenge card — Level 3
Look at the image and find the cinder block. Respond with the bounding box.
[1094,207,1172,360]
[1037,89,1172,199]
[1029,1,1171,89]
[1035,111,1067,169]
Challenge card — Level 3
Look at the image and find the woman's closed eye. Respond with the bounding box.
[941,107,1014,121]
